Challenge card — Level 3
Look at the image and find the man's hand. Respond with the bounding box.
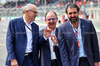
[11,59,18,66]
[94,62,99,66]
[51,35,58,44]
[44,28,52,39]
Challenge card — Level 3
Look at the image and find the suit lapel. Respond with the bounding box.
[55,28,58,38]
[80,19,85,46]
[31,23,35,45]
[20,17,26,36]
[66,21,78,46]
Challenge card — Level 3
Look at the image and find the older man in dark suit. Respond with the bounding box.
[38,11,62,66]
[58,4,99,66]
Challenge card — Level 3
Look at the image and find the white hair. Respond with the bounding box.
[23,4,35,13]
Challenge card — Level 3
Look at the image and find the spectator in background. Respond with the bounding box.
[86,11,89,19]
[79,10,84,19]
[58,14,61,24]
[91,12,94,19]
[65,13,68,21]
[83,0,86,4]
[0,17,1,22]
[62,13,66,23]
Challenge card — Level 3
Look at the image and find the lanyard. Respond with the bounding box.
[73,27,79,40]
[24,23,32,32]
[73,25,80,48]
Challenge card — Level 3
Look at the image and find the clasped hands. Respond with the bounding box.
[44,28,58,44]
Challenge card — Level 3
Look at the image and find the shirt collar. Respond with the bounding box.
[23,17,33,25]
[52,29,56,34]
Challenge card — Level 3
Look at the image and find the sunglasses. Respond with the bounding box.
[28,10,38,14]
[46,18,56,21]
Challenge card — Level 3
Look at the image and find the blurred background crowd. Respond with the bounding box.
[0,0,99,8]
[0,0,100,23]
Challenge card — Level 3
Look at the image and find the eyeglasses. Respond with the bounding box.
[46,18,56,21]
[28,10,38,14]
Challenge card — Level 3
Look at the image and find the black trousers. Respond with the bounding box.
[79,57,90,66]
[51,59,58,66]
[22,53,34,66]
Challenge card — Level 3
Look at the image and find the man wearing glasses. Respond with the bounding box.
[38,11,62,66]
[6,4,40,66]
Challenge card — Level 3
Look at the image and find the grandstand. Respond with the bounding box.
[1,0,99,8]
[0,0,100,20]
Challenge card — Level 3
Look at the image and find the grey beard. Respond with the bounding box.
[70,20,77,23]
[70,18,78,23]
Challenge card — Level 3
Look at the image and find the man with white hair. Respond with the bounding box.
[6,4,39,66]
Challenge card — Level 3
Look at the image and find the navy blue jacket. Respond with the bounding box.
[6,17,39,66]
[38,28,62,66]
[58,18,99,66]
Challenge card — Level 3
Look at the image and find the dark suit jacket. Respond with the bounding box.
[38,28,62,66]
[58,18,99,66]
[6,17,39,66]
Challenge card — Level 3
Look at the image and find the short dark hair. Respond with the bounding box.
[45,11,57,19]
[65,3,80,13]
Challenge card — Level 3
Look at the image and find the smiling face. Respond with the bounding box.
[67,8,79,23]
[45,12,58,31]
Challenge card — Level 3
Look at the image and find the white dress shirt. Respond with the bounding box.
[49,29,57,60]
[43,28,59,60]
[23,18,33,53]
